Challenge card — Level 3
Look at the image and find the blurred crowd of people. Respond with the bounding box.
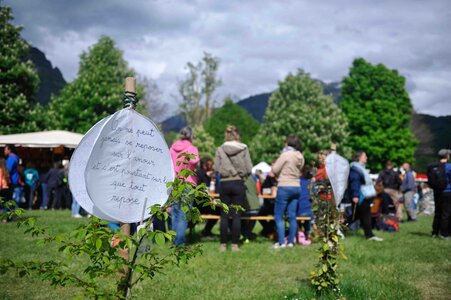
[2,126,449,247]
[1,145,81,223]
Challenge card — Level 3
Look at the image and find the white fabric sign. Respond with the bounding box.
[85,108,174,223]
[325,151,350,207]
[69,117,117,221]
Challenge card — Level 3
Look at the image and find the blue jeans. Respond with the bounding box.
[72,199,81,216]
[13,186,24,207]
[40,183,48,209]
[275,186,300,245]
[28,183,38,209]
[171,203,187,246]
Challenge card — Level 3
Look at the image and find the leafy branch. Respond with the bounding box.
[0,153,224,299]
[309,179,347,299]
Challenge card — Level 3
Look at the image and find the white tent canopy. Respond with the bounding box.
[0,130,83,148]
[252,161,272,174]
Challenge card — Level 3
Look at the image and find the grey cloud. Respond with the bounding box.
[5,0,451,117]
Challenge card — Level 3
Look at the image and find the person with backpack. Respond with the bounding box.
[428,149,451,239]
[215,125,252,252]
[272,135,304,249]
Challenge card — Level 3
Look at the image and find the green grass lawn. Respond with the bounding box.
[0,211,450,300]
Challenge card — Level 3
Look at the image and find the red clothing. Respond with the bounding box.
[315,164,328,181]
[0,168,9,189]
[169,140,199,185]
[316,164,332,200]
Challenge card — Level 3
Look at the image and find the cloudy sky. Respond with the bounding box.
[6,0,451,117]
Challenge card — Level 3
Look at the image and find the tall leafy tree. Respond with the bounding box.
[48,36,144,133]
[204,98,260,146]
[339,58,416,171]
[192,126,216,159]
[0,5,40,134]
[178,52,221,127]
[251,70,350,163]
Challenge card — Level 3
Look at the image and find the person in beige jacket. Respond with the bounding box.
[272,135,304,248]
[215,125,252,252]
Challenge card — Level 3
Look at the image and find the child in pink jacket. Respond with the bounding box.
[169,127,199,245]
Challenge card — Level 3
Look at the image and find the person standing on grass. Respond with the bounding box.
[24,162,39,210]
[169,127,199,246]
[401,162,417,222]
[1,158,12,222]
[215,125,252,252]
[272,135,304,249]
[377,160,402,220]
[297,165,313,246]
[39,164,50,210]
[432,149,451,239]
[4,145,23,207]
[348,151,383,242]
[428,149,451,238]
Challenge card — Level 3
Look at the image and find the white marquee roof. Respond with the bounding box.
[0,130,83,148]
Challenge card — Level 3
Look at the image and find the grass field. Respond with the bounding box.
[0,211,450,300]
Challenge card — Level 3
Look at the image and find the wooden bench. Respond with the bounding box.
[201,214,311,223]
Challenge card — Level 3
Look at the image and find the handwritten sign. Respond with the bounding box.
[85,108,174,223]
[69,116,117,221]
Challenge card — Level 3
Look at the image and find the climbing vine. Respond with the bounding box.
[309,177,347,298]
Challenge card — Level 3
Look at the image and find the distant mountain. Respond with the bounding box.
[236,93,271,122]
[26,46,66,105]
[161,113,187,132]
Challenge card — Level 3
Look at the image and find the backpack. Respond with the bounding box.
[426,162,447,190]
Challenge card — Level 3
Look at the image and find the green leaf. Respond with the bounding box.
[95,239,102,250]
[155,232,165,246]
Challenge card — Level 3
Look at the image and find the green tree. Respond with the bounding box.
[251,70,350,163]
[178,52,222,127]
[339,58,416,171]
[192,126,216,159]
[204,98,260,146]
[0,5,40,134]
[47,36,145,133]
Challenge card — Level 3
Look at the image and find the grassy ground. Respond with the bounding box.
[0,211,450,300]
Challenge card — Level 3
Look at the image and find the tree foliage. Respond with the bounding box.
[0,5,40,134]
[47,36,145,133]
[178,52,221,127]
[192,126,217,159]
[339,58,417,171]
[204,98,260,146]
[0,154,228,299]
[251,70,350,164]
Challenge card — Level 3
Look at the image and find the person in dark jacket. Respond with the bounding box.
[433,149,451,239]
[215,125,252,252]
[39,165,50,209]
[349,151,383,241]
[47,162,63,209]
[377,161,402,219]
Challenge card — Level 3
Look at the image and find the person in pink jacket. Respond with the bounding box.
[169,127,199,245]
